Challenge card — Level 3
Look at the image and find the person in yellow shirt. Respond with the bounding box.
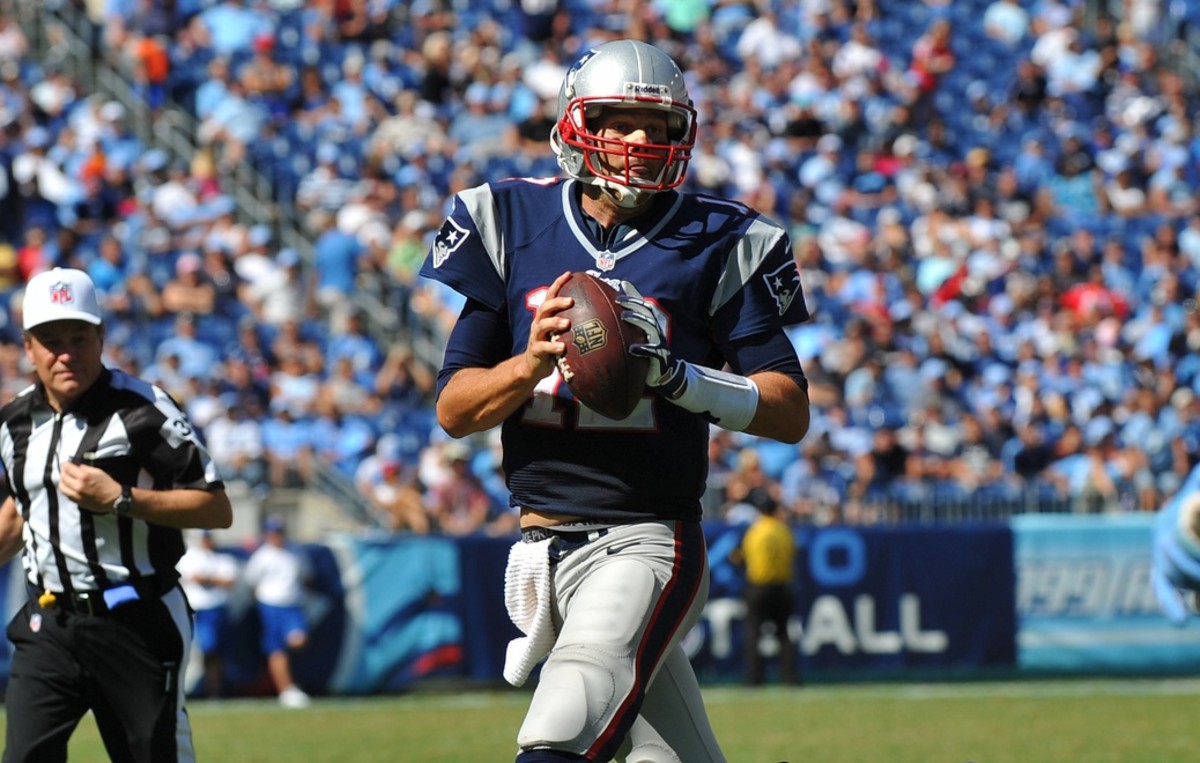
[736,492,799,686]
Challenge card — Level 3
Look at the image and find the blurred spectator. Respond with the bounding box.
[196,0,273,57]
[0,14,28,65]
[723,447,779,523]
[161,251,217,315]
[309,395,377,476]
[447,81,511,162]
[269,352,321,419]
[14,129,78,231]
[907,19,957,121]
[319,355,372,417]
[126,29,170,109]
[271,317,324,376]
[367,457,429,534]
[240,33,294,118]
[195,57,233,122]
[243,517,312,709]
[223,320,275,390]
[196,78,268,173]
[204,395,267,490]
[310,213,364,312]
[155,311,217,380]
[385,210,432,287]
[373,343,435,409]
[426,441,494,536]
[262,401,314,488]
[734,5,801,72]
[325,308,381,387]
[243,247,306,326]
[177,531,240,698]
[984,0,1031,46]
[367,89,442,164]
[296,143,357,225]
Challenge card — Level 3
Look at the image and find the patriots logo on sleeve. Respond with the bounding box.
[432,218,471,268]
[762,261,802,317]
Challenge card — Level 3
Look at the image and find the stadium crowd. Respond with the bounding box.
[2,0,1199,534]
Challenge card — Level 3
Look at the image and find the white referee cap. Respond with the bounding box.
[23,268,103,329]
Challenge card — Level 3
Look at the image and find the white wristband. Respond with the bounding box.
[667,363,760,432]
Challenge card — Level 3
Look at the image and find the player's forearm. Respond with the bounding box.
[743,371,810,444]
[436,359,546,437]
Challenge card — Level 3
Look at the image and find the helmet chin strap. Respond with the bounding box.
[589,176,653,209]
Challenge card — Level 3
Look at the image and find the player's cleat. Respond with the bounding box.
[278,685,310,709]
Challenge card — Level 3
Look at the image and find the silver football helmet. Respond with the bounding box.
[550,40,697,207]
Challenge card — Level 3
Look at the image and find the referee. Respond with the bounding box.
[0,268,232,762]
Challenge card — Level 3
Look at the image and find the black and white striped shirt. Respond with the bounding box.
[0,368,224,596]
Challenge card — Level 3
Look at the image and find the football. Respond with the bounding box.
[555,272,649,420]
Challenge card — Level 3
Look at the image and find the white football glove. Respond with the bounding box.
[616,281,687,399]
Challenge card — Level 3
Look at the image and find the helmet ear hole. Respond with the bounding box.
[667,115,689,142]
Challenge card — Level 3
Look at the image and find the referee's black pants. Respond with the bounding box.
[742,581,798,686]
[3,587,196,763]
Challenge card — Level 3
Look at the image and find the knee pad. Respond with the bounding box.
[518,643,622,749]
[622,741,682,763]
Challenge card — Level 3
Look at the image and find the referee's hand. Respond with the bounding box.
[60,462,122,515]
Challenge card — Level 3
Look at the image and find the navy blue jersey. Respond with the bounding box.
[419,178,808,522]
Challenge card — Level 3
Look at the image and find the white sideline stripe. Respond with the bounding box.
[169,678,1200,715]
[1018,629,1200,647]
[703,678,1200,703]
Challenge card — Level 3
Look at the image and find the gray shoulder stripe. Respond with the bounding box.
[459,184,506,280]
[711,217,786,314]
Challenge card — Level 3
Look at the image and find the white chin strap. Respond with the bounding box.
[591,177,653,208]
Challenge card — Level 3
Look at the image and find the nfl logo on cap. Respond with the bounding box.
[50,280,73,305]
[23,268,104,330]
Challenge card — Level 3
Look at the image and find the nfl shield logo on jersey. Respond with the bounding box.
[30,613,42,633]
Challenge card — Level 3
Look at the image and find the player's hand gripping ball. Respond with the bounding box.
[554,272,650,420]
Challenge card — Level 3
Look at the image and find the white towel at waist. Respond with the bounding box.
[503,537,556,687]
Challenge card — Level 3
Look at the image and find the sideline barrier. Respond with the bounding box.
[1013,514,1200,673]
[0,517,1194,696]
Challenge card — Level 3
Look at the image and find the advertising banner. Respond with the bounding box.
[691,523,1017,682]
[1013,514,1200,673]
[4,514,1195,695]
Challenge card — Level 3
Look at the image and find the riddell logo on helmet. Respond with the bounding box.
[624,83,670,100]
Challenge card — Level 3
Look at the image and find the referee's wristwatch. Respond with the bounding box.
[112,485,133,517]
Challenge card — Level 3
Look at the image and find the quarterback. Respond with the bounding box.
[419,40,810,762]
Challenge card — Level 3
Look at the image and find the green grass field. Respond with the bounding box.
[4,678,1197,762]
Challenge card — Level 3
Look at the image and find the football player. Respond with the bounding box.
[419,39,810,763]
[1152,462,1200,625]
